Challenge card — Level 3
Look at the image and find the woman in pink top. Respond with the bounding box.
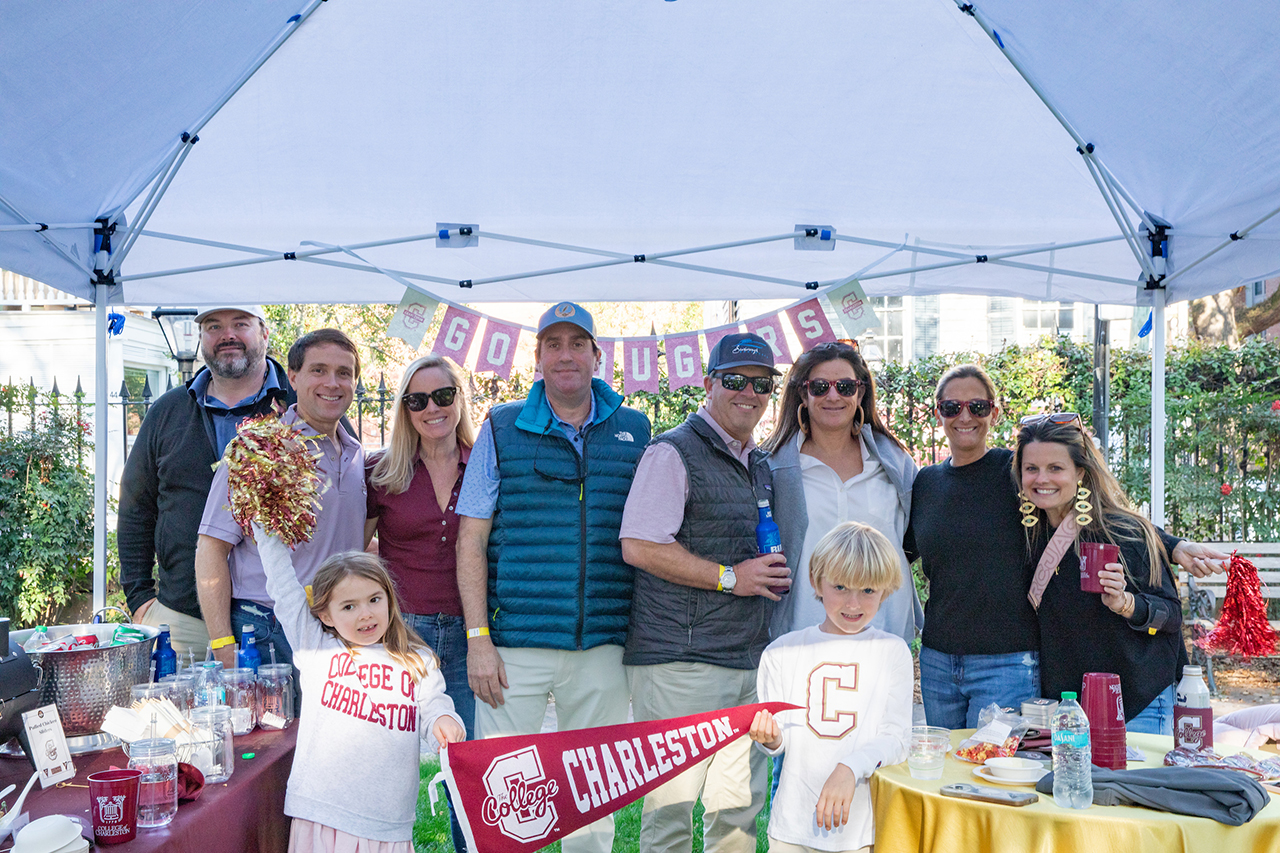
[364,354,476,850]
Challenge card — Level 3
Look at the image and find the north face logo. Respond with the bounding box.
[615,431,635,442]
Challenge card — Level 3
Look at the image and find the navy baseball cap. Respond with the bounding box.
[707,332,781,375]
[537,301,595,339]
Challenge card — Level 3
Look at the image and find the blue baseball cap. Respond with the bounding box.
[707,332,780,375]
[537,301,595,339]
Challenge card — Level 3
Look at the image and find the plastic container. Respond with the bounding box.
[221,667,259,735]
[159,672,197,718]
[127,737,178,828]
[1051,691,1093,809]
[1174,665,1213,750]
[193,661,226,708]
[189,705,235,783]
[257,663,294,729]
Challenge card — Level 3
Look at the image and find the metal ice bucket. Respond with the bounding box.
[11,623,158,736]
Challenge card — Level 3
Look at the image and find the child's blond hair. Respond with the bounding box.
[808,521,903,597]
[308,551,436,680]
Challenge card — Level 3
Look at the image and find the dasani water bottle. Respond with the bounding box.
[1051,691,1093,809]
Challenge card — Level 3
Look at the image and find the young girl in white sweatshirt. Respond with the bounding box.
[256,528,464,852]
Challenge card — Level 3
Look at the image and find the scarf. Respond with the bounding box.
[1028,515,1079,610]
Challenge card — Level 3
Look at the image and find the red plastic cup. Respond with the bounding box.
[1081,672,1125,730]
[1079,542,1120,593]
[88,768,141,845]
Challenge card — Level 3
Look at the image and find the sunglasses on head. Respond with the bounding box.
[402,387,458,411]
[802,377,865,398]
[1020,412,1081,427]
[813,339,860,352]
[717,373,775,395]
[937,399,996,418]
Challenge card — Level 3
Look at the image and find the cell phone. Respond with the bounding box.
[940,783,1039,807]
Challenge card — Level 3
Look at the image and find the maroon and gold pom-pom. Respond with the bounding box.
[216,412,323,548]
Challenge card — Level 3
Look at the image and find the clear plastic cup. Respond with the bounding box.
[189,705,235,784]
[220,667,259,735]
[908,725,951,779]
[127,737,178,828]
[257,663,294,729]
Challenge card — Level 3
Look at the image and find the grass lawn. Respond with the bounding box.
[416,759,773,853]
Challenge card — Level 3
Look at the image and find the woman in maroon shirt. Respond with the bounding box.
[365,354,477,735]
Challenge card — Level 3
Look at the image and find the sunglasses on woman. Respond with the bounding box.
[1019,412,1081,427]
[802,378,866,397]
[718,373,775,395]
[937,399,995,418]
[402,387,458,411]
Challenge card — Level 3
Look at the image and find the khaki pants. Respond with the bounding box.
[136,599,210,656]
[768,840,871,853]
[476,644,629,853]
[628,662,767,853]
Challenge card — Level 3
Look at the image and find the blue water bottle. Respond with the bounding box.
[756,499,789,595]
[153,623,177,681]
[237,624,262,673]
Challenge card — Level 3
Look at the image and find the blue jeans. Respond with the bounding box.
[920,647,1040,729]
[404,612,473,853]
[231,599,293,669]
[1127,683,1175,735]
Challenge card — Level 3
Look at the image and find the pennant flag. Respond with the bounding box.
[784,299,838,350]
[825,279,880,339]
[745,314,794,365]
[431,305,481,364]
[385,288,440,349]
[475,318,521,379]
[703,325,741,361]
[622,338,661,394]
[663,332,703,390]
[439,702,800,853]
[594,339,617,387]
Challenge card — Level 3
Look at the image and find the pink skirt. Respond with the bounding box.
[288,818,414,853]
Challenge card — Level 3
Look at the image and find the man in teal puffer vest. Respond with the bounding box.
[457,301,650,853]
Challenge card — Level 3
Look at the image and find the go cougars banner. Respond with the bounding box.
[437,702,799,853]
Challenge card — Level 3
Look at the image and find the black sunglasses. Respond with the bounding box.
[802,378,865,398]
[937,398,995,418]
[402,387,458,411]
[718,373,775,395]
[1020,412,1081,427]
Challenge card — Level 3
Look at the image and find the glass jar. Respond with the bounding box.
[193,661,226,708]
[160,672,197,718]
[128,737,178,828]
[189,705,235,784]
[257,664,294,729]
[220,667,258,735]
[130,682,168,705]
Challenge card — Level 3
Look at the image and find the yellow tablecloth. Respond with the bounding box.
[871,729,1280,853]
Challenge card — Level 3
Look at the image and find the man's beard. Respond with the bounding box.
[204,338,265,380]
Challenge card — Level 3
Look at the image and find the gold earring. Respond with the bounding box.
[798,404,810,435]
[1018,492,1038,527]
[1074,482,1093,527]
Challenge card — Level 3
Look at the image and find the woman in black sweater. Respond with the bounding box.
[1015,413,1186,734]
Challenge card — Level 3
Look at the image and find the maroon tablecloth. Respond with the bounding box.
[0,726,296,853]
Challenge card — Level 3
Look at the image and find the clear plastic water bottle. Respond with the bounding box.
[152,623,177,680]
[237,624,261,674]
[1051,691,1093,809]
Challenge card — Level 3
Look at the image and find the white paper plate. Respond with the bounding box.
[972,764,1048,787]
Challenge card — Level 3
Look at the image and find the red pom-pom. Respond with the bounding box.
[1271,399,1280,411]
[1197,552,1278,659]
[1220,483,1233,496]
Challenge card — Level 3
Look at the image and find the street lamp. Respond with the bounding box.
[152,307,201,382]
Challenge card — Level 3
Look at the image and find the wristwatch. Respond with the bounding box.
[718,564,737,594]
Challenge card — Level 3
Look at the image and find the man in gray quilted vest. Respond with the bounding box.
[620,331,790,853]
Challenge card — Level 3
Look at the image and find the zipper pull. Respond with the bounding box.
[580,483,584,501]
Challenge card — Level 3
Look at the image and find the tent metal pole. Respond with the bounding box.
[988,258,1138,286]
[1080,153,1157,279]
[1163,200,1280,285]
[93,282,108,611]
[0,223,99,232]
[111,138,199,275]
[956,3,1154,280]
[1151,286,1166,528]
[1095,161,1156,233]
[835,232,1124,262]
[0,192,89,275]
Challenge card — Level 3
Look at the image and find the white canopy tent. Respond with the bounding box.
[3,1,1279,606]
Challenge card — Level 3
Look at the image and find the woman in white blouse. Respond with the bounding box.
[764,341,922,642]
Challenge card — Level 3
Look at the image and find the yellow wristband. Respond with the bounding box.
[717,565,729,593]
[466,627,490,639]
[210,635,236,650]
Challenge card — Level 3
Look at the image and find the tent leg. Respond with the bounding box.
[1150,288,1166,529]
[93,284,107,612]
